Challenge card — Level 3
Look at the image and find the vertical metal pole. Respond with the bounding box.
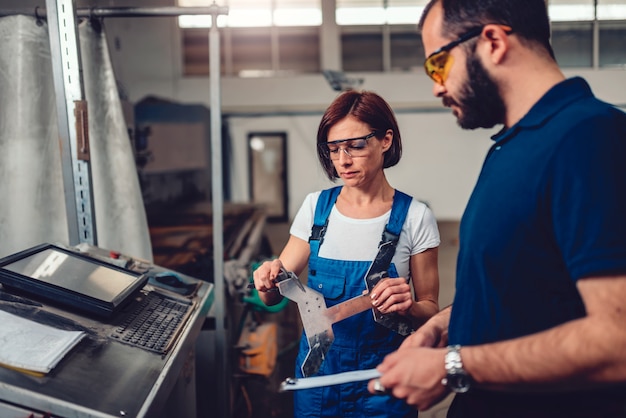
[271,27,280,72]
[320,0,341,71]
[46,0,98,245]
[592,0,600,69]
[382,0,391,71]
[270,0,279,72]
[382,24,391,72]
[208,3,229,417]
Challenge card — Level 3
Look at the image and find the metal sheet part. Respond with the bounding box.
[325,292,373,324]
[276,270,333,376]
[277,267,413,376]
[365,245,413,336]
[276,269,376,377]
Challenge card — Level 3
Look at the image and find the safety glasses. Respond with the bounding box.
[424,25,512,85]
[320,131,377,160]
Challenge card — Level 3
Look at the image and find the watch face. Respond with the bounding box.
[447,373,471,393]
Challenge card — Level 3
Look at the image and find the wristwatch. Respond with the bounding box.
[441,345,472,393]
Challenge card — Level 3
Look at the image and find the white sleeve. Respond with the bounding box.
[409,202,441,255]
[289,191,322,242]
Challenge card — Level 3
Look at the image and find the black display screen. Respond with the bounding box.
[0,244,147,318]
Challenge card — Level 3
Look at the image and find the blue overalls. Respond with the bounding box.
[293,186,416,418]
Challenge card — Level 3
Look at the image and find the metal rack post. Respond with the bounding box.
[207,4,230,418]
[46,0,97,246]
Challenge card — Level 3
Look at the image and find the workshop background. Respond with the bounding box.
[1,0,625,417]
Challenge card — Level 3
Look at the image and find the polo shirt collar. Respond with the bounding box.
[491,77,593,142]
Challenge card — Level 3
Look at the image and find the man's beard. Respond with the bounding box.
[456,53,506,130]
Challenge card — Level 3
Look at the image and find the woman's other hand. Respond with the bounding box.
[370,277,413,314]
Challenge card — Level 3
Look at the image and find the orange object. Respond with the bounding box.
[237,323,277,377]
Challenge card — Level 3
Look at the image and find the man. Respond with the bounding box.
[368,0,626,417]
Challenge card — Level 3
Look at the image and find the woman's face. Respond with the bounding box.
[325,116,390,187]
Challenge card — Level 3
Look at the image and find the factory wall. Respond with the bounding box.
[103,9,626,220]
[8,1,625,220]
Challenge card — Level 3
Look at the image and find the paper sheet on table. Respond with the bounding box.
[0,309,85,376]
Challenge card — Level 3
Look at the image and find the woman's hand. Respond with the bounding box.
[252,235,311,306]
[252,259,285,305]
[370,277,413,314]
[252,259,283,292]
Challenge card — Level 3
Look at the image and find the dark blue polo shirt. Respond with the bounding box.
[450,77,626,346]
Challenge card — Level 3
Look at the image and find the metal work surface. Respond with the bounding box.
[0,277,213,417]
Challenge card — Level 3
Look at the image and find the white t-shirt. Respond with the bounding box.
[290,190,441,279]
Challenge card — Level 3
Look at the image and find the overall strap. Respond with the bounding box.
[382,189,412,243]
[308,186,342,274]
[365,190,414,335]
[366,189,412,285]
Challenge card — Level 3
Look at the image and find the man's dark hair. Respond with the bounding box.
[419,0,555,59]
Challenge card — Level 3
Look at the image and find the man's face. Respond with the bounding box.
[421,2,506,129]
[455,53,506,130]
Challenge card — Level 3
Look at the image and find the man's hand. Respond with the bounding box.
[368,347,450,411]
[400,306,451,349]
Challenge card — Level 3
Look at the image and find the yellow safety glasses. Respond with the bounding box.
[424,25,512,85]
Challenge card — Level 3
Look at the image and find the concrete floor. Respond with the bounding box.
[240,220,461,418]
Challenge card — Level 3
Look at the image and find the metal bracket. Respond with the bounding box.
[73,100,90,161]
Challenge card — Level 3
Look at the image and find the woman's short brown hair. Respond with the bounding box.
[317,89,403,180]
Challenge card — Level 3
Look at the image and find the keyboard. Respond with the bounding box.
[109,291,194,354]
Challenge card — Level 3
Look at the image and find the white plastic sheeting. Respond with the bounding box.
[79,18,152,262]
[0,15,68,258]
[0,15,153,261]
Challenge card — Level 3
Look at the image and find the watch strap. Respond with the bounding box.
[442,344,472,393]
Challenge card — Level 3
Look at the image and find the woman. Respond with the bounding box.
[253,90,440,417]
